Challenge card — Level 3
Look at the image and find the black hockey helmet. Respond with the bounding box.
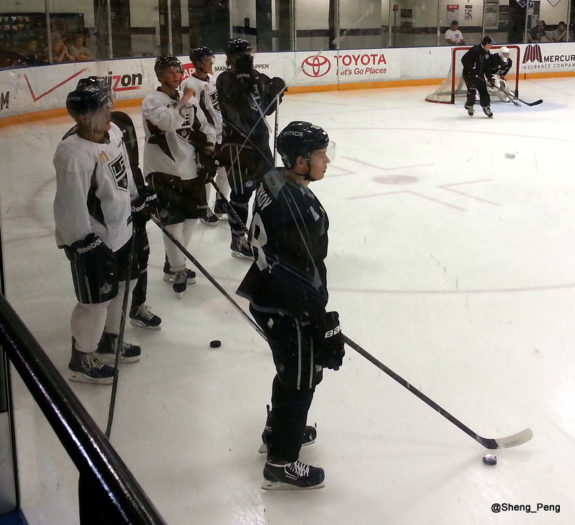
[481,36,493,46]
[76,76,110,92]
[224,38,252,57]
[154,56,183,77]
[190,46,214,64]
[277,121,330,169]
[66,77,112,117]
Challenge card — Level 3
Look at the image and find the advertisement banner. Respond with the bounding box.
[1,43,575,119]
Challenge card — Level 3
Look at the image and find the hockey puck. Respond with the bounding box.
[482,453,497,465]
[209,340,222,348]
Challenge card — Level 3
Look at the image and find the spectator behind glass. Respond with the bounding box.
[20,38,45,65]
[552,21,568,42]
[51,32,74,63]
[528,20,551,42]
[445,20,465,45]
[68,33,93,61]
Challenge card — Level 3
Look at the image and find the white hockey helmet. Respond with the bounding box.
[499,46,510,57]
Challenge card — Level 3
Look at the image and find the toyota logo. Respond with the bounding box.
[302,55,331,77]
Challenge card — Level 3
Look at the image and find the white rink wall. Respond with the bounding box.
[1,42,575,118]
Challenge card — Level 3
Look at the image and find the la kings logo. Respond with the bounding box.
[109,153,128,190]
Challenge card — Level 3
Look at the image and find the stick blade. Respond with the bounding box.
[482,428,533,449]
[527,99,543,106]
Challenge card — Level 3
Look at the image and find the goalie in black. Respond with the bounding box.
[461,36,495,118]
[237,121,343,490]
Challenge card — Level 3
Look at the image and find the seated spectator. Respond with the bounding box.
[527,20,551,42]
[20,38,45,65]
[51,32,74,63]
[445,20,465,45]
[68,33,93,61]
[552,21,568,42]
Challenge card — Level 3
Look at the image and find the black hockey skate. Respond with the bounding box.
[172,270,188,295]
[69,341,114,385]
[96,332,141,364]
[482,106,493,118]
[130,304,162,330]
[465,103,474,116]
[258,405,317,453]
[230,235,252,260]
[213,198,228,219]
[262,457,325,490]
[162,258,196,284]
[201,208,219,226]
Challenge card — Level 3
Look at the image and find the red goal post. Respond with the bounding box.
[426,45,520,104]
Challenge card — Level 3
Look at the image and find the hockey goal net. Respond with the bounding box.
[426,45,520,104]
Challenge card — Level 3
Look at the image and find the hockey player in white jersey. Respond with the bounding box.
[142,56,217,295]
[53,78,144,385]
[489,46,513,102]
[182,46,230,223]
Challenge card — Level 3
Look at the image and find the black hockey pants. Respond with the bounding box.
[251,306,323,462]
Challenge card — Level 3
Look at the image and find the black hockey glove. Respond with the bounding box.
[236,54,256,87]
[314,311,345,370]
[65,233,118,303]
[131,186,158,225]
[270,77,287,100]
[196,154,219,183]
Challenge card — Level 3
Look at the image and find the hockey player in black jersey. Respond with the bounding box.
[216,38,286,258]
[237,121,344,490]
[461,36,495,118]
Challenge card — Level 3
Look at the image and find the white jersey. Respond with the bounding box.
[142,88,216,179]
[181,74,223,142]
[53,123,137,252]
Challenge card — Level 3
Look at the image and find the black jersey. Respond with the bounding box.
[237,169,329,318]
[461,44,492,78]
[216,69,279,152]
[489,53,512,77]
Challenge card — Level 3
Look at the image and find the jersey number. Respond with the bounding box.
[250,212,268,271]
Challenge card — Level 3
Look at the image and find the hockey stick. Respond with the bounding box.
[343,334,533,449]
[494,85,542,106]
[105,233,137,439]
[273,103,279,166]
[150,215,266,340]
[209,179,248,234]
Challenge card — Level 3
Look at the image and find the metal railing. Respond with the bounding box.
[0,293,166,524]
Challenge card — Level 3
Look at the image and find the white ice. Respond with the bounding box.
[2,79,575,524]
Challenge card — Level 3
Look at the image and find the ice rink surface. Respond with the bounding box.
[2,78,575,524]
